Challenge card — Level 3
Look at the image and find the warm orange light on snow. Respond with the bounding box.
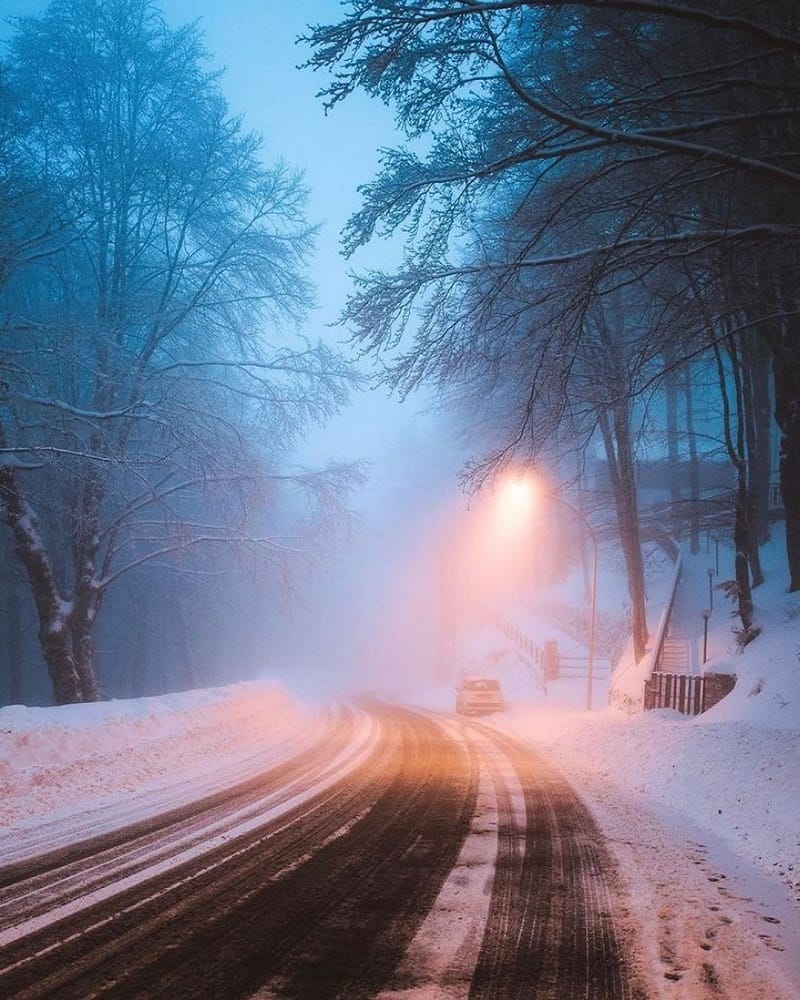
[491,472,539,536]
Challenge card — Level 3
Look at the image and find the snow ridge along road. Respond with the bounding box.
[0,703,643,999]
[0,705,380,947]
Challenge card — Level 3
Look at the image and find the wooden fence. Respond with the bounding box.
[644,671,736,716]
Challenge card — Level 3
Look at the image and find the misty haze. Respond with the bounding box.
[0,1,798,998]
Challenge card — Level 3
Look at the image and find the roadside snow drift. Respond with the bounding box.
[0,682,313,834]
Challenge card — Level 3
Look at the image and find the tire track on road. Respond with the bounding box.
[0,703,644,1000]
[467,722,641,1000]
[0,706,359,933]
[247,705,478,1000]
[0,706,384,997]
[0,704,478,1000]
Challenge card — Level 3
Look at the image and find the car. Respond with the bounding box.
[456,676,505,716]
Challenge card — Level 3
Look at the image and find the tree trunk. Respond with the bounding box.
[665,367,682,536]
[779,436,800,592]
[66,459,104,703]
[598,406,648,662]
[682,364,701,555]
[72,620,100,702]
[712,332,759,630]
[0,435,83,704]
[7,575,24,705]
[763,286,800,591]
[740,336,765,588]
[774,347,800,592]
[0,534,26,705]
[743,334,773,546]
[39,625,82,705]
[734,477,755,631]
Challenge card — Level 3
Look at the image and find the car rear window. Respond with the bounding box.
[463,679,500,691]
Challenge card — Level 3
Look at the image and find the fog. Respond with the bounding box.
[268,412,468,700]
[1,0,795,709]
[0,0,466,705]
[153,1,467,698]
[266,432,595,705]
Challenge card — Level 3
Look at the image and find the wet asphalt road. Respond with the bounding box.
[0,703,642,999]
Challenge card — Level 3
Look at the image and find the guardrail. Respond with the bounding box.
[557,655,613,679]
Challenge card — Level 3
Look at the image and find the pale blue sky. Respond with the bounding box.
[156,1,413,465]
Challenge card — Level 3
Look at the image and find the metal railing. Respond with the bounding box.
[485,611,546,691]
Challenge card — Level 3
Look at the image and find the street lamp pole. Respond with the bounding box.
[550,496,598,711]
[701,610,710,665]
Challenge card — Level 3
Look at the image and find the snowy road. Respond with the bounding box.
[0,702,641,999]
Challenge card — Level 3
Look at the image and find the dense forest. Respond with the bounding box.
[2,0,799,705]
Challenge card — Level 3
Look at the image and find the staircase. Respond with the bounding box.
[484,611,546,691]
[655,571,701,675]
[656,631,693,674]
[643,548,736,715]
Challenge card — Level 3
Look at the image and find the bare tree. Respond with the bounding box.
[305,0,800,591]
[0,0,358,704]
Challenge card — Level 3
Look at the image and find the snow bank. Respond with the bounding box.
[0,681,312,830]
[499,703,799,899]
[1,530,797,915]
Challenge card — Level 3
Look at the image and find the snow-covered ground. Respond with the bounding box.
[0,682,319,854]
[407,527,800,995]
[431,528,800,903]
[0,532,798,996]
